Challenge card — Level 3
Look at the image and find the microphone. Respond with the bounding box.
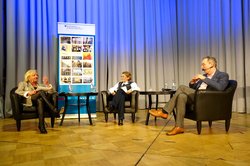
[202,66,213,71]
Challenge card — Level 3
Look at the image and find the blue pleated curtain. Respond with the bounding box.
[1,0,250,117]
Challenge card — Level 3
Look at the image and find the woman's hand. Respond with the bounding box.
[28,90,37,96]
[126,89,132,94]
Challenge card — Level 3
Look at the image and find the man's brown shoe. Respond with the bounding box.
[167,127,184,136]
[149,109,168,119]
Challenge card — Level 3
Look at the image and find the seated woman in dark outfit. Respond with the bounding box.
[15,69,59,134]
[108,71,140,125]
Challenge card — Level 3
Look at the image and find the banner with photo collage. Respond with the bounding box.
[58,22,96,118]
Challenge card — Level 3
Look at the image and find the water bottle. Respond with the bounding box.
[148,85,153,91]
[90,82,96,92]
[90,82,93,89]
[164,82,168,89]
[68,83,72,92]
[172,80,176,90]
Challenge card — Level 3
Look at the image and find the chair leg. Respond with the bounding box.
[145,111,150,125]
[104,113,108,122]
[16,120,21,131]
[225,119,231,132]
[51,117,55,128]
[131,113,135,123]
[196,121,202,134]
[208,121,212,128]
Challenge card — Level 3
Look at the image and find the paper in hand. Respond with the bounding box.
[121,86,128,92]
[37,84,53,91]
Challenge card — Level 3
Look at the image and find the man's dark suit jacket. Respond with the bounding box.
[189,69,229,91]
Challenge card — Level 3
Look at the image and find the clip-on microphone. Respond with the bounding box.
[202,66,213,71]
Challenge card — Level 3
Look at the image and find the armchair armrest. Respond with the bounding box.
[11,93,27,117]
[130,90,139,109]
[195,90,233,107]
[101,91,109,109]
[193,90,234,120]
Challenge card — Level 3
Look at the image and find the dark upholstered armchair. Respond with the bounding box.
[10,87,56,131]
[184,80,237,134]
[101,90,139,123]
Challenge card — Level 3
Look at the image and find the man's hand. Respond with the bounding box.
[195,74,206,80]
[190,74,206,84]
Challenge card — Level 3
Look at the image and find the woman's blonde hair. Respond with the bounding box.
[24,69,37,82]
[122,71,132,81]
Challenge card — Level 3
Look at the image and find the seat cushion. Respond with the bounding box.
[124,101,131,107]
[22,106,37,113]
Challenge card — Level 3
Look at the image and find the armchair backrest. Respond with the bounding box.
[225,80,237,94]
[10,87,23,119]
[222,80,238,111]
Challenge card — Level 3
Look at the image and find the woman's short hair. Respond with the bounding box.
[24,69,37,82]
[122,71,132,81]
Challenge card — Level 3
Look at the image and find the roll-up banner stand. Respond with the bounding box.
[57,22,96,118]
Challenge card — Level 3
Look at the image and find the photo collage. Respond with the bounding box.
[59,35,94,84]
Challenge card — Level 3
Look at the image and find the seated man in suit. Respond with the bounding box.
[108,71,140,125]
[149,56,229,135]
[15,70,59,134]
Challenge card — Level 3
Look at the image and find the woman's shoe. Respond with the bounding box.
[38,123,47,134]
[118,119,123,126]
[52,107,59,114]
[50,107,60,117]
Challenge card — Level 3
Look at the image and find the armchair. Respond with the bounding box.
[101,90,139,123]
[184,80,237,134]
[10,87,56,131]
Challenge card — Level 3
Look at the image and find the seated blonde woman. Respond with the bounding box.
[15,70,59,134]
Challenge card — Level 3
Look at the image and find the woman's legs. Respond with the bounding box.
[110,89,127,125]
[32,91,58,115]
[31,91,58,133]
[39,91,58,114]
[36,98,47,134]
